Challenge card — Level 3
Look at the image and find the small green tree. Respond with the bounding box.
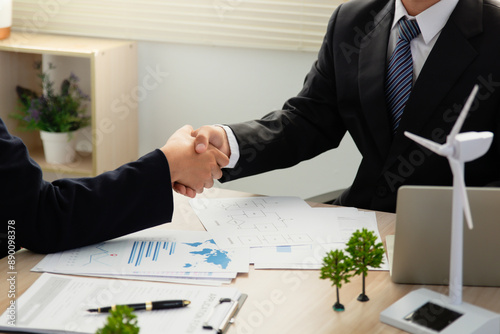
[346,228,385,302]
[95,305,140,334]
[320,249,353,311]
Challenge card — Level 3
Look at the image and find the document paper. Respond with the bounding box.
[0,273,242,334]
[190,196,323,248]
[191,197,389,270]
[32,229,248,285]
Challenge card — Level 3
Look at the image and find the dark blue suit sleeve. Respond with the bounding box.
[0,118,174,257]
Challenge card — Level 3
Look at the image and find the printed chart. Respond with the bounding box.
[128,240,177,266]
[32,230,249,279]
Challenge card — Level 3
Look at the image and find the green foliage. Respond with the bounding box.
[320,249,353,288]
[320,229,386,305]
[11,61,90,133]
[346,228,385,277]
[95,305,140,334]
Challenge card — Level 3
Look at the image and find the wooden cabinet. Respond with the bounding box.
[0,32,138,177]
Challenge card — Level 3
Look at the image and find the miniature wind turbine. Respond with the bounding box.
[380,85,500,333]
[405,85,491,304]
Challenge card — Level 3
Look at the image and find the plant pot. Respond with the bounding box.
[0,0,12,40]
[40,130,77,164]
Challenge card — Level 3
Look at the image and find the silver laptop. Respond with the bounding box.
[391,186,500,287]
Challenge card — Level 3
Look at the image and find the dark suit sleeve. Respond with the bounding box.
[220,7,347,182]
[0,118,174,257]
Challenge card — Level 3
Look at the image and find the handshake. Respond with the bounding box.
[160,125,230,198]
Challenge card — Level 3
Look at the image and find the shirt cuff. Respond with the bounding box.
[217,124,240,169]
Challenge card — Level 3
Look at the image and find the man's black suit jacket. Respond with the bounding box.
[1,118,173,257]
[221,0,500,213]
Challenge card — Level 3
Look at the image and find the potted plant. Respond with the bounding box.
[11,61,90,164]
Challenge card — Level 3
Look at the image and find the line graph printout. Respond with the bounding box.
[32,230,249,277]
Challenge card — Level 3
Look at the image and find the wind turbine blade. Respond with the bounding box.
[449,158,474,230]
[404,131,442,154]
[449,85,479,140]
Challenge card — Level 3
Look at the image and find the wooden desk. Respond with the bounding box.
[1,188,499,333]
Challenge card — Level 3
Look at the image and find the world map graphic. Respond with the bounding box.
[183,239,231,269]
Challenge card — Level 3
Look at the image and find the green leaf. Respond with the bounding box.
[10,62,90,133]
[319,249,354,288]
[95,305,140,334]
[346,228,385,276]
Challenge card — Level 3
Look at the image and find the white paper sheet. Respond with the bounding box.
[32,230,248,284]
[250,206,389,270]
[190,196,323,248]
[191,197,386,248]
[0,273,242,334]
[251,243,389,270]
[190,197,389,270]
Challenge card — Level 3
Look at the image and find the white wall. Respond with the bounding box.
[137,41,361,200]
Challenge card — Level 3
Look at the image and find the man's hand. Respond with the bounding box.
[161,125,229,198]
[192,125,231,157]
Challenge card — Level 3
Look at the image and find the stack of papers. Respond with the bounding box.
[190,197,389,270]
[33,230,249,286]
[32,196,388,286]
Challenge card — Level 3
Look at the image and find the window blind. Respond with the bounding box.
[12,0,344,52]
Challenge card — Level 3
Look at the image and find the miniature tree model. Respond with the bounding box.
[346,228,385,302]
[95,305,140,334]
[320,249,353,312]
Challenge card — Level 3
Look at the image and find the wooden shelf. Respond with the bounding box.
[0,32,138,177]
[29,147,93,177]
[0,33,134,56]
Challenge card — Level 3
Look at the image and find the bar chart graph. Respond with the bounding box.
[128,241,177,267]
[33,230,249,279]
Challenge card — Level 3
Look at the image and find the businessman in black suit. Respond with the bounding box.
[180,0,500,213]
[1,122,227,258]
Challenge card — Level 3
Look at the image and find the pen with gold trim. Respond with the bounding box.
[87,299,190,313]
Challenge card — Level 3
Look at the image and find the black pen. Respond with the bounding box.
[87,299,191,313]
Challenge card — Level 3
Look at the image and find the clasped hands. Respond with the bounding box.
[161,125,230,198]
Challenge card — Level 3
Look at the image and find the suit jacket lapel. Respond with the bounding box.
[384,0,482,170]
[358,0,394,161]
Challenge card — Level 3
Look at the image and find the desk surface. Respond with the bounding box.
[2,188,500,334]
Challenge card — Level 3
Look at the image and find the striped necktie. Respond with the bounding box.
[385,18,421,133]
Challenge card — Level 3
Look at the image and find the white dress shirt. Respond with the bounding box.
[219,124,240,168]
[223,0,459,168]
[388,0,459,81]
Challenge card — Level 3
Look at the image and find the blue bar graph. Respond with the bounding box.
[153,241,160,261]
[128,242,138,264]
[128,241,177,267]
